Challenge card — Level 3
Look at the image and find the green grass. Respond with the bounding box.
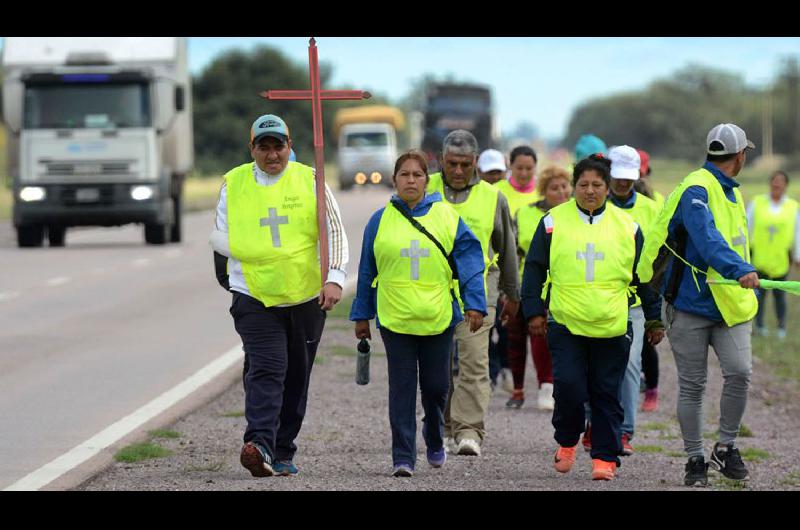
[114,442,173,463]
[712,476,748,491]
[639,422,671,432]
[780,472,800,487]
[330,345,356,357]
[636,444,664,453]
[738,423,754,438]
[147,429,180,439]
[740,447,770,462]
[219,410,245,418]
[666,451,686,458]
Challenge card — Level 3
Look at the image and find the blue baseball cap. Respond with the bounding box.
[251,114,290,144]
[575,134,607,162]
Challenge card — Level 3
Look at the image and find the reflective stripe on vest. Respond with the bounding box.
[374,200,460,335]
[494,179,541,218]
[226,161,321,307]
[637,168,757,326]
[516,203,546,280]
[751,194,798,278]
[547,199,636,338]
[428,172,499,294]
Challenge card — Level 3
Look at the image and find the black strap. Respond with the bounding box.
[391,201,459,280]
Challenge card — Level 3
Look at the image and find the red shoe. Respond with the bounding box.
[554,445,578,473]
[581,425,592,452]
[591,459,616,481]
[641,388,659,412]
[621,433,634,456]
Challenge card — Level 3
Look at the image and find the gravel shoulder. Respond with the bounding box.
[77,311,800,491]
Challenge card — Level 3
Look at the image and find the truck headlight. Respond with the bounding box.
[370,172,382,184]
[354,172,367,185]
[20,187,46,202]
[130,185,155,201]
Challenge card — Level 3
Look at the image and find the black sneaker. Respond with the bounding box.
[709,442,750,480]
[684,455,709,486]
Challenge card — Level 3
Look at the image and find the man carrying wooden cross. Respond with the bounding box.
[210,114,348,477]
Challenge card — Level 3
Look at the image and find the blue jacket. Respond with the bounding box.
[660,162,756,321]
[349,191,487,328]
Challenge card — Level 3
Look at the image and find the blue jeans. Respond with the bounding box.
[620,305,645,438]
[381,326,454,468]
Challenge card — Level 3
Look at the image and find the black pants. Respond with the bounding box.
[641,340,659,390]
[230,292,325,461]
[547,321,631,466]
[755,271,788,329]
[380,326,454,468]
[488,297,509,383]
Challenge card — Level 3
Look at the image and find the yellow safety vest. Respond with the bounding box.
[652,190,666,208]
[515,201,547,279]
[374,200,461,335]
[428,172,499,294]
[546,199,636,338]
[616,192,660,307]
[751,194,799,278]
[226,161,321,307]
[637,168,757,327]
[494,178,541,218]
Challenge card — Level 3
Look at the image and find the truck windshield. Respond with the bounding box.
[24,82,151,129]
[345,132,388,147]
[429,95,489,115]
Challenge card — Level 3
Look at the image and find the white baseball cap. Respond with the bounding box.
[706,123,755,155]
[608,145,641,181]
[477,149,507,172]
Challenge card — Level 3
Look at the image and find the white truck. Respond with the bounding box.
[2,37,193,247]
[334,105,404,190]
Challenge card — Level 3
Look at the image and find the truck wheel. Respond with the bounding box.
[144,223,169,245]
[17,224,45,248]
[339,180,353,191]
[170,195,182,243]
[48,225,66,247]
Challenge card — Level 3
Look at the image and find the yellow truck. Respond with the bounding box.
[334,105,404,190]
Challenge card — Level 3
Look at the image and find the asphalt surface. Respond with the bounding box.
[0,184,393,490]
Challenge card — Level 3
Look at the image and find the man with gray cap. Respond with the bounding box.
[427,131,520,456]
[210,114,348,478]
[637,123,759,486]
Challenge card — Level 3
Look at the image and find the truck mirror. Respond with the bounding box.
[175,85,185,112]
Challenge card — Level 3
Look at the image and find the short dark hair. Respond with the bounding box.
[510,145,537,164]
[771,170,790,185]
[706,140,739,163]
[573,153,611,187]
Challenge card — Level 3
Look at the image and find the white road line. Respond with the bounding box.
[3,344,244,491]
[0,291,20,302]
[46,277,70,287]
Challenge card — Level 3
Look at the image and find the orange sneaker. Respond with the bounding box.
[641,388,659,412]
[554,445,578,473]
[591,459,616,481]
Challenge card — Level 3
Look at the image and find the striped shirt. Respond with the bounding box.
[210,162,349,306]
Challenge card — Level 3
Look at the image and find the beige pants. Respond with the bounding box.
[445,306,496,445]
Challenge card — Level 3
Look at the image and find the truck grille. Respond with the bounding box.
[60,185,116,206]
[42,159,135,177]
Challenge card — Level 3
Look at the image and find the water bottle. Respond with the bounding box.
[356,338,370,385]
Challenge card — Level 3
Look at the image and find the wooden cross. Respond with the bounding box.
[260,37,371,284]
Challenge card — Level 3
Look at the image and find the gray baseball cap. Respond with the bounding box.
[706,123,755,155]
[251,114,290,144]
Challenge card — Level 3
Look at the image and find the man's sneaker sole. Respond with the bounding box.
[240,443,273,477]
[456,440,481,456]
[684,476,709,487]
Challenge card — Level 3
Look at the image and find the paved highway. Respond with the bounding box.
[0,184,392,489]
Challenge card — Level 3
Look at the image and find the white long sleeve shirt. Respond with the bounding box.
[209,163,348,305]
[746,194,800,263]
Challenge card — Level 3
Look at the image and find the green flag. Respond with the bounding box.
[707,278,800,296]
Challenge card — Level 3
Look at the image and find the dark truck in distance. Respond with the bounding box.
[420,83,495,172]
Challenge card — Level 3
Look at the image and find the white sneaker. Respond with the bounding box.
[757,327,770,337]
[499,368,514,395]
[444,437,455,454]
[537,382,555,410]
[778,328,787,340]
[456,438,481,456]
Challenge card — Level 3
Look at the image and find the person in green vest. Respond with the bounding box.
[209,114,349,478]
[602,145,664,457]
[495,145,541,217]
[521,154,650,481]
[427,130,520,457]
[506,165,572,410]
[747,170,800,339]
[634,149,666,207]
[637,123,760,486]
[349,151,487,477]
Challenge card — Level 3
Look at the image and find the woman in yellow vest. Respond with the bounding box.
[350,151,487,477]
[521,154,648,481]
[494,145,541,218]
[747,170,800,339]
[505,166,572,410]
